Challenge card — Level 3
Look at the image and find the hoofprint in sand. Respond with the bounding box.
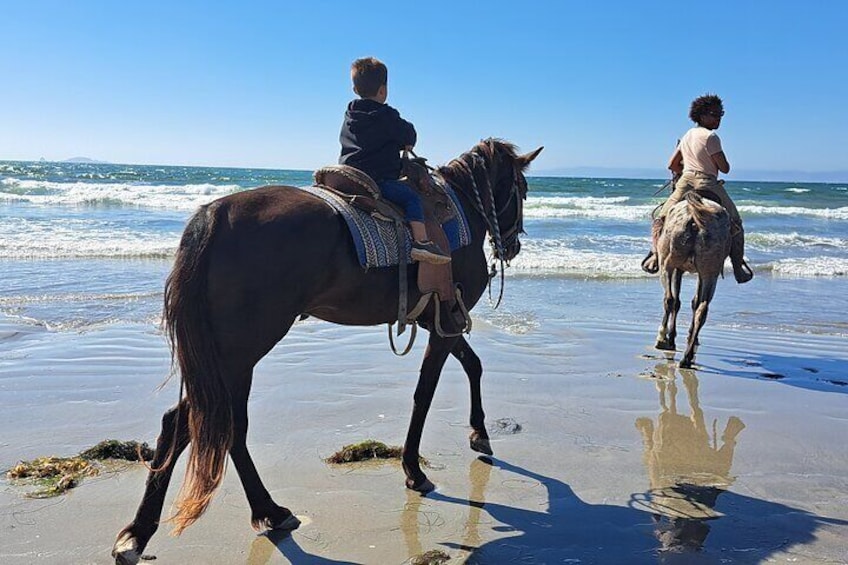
[1,282,847,564]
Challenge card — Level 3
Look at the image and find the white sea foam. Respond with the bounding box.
[525,195,653,221]
[785,187,811,193]
[0,218,177,259]
[768,257,848,277]
[747,232,847,250]
[508,239,647,277]
[738,204,848,220]
[0,178,241,211]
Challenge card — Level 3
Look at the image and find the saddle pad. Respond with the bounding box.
[298,184,471,269]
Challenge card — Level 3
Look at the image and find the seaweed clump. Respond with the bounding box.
[79,439,154,461]
[7,456,96,498]
[5,439,154,498]
[409,549,451,565]
[325,439,404,464]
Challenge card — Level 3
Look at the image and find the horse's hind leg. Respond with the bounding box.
[113,400,190,564]
[656,268,682,351]
[452,337,492,456]
[403,333,459,492]
[228,371,300,532]
[680,275,718,369]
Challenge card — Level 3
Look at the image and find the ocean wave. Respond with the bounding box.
[0,178,242,211]
[0,219,178,258]
[739,204,848,220]
[766,257,848,277]
[0,291,161,307]
[747,232,847,250]
[509,240,847,279]
[509,240,647,277]
[525,195,653,221]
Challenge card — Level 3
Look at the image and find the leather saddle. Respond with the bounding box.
[312,160,466,336]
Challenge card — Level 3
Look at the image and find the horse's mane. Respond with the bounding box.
[436,139,526,208]
[438,138,520,177]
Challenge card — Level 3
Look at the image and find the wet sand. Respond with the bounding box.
[1,289,847,564]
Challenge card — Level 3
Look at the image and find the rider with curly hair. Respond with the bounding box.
[642,94,753,283]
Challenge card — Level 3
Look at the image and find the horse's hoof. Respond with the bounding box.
[270,513,301,532]
[470,434,493,456]
[252,506,301,532]
[655,340,675,351]
[112,532,141,565]
[679,359,693,369]
[405,476,435,493]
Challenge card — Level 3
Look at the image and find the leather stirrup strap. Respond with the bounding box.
[395,218,408,335]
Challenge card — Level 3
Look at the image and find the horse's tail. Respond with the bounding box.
[685,191,713,231]
[164,202,233,536]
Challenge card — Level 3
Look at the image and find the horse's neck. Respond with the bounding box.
[452,183,491,246]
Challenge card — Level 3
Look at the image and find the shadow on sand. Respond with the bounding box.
[644,339,847,394]
[245,362,845,564]
[703,350,848,394]
[417,364,846,564]
[246,528,359,565]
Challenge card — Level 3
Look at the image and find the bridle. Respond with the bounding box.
[438,140,527,308]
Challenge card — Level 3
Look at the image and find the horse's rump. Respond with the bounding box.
[660,193,731,274]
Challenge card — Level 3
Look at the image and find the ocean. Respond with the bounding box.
[1,160,846,338]
[2,161,848,563]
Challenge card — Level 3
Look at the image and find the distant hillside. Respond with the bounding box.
[64,156,110,164]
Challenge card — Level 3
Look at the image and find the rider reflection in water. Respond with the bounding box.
[635,364,745,552]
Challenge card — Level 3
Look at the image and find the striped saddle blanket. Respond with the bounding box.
[298,184,471,269]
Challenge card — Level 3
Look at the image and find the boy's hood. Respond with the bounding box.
[345,99,388,132]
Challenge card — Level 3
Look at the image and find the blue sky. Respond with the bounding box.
[1,1,846,180]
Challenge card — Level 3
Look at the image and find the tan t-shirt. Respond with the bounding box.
[679,126,722,177]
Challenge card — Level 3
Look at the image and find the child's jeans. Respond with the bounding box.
[378,179,425,223]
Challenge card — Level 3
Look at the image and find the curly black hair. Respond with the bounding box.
[689,94,723,123]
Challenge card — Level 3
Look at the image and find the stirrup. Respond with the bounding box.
[641,251,659,274]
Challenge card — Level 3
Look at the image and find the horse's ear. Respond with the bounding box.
[517,146,544,169]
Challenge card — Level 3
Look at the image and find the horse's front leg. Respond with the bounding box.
[229,372,300,532]
[113,401,190,565]
[402,333,459,492]
[452,336,492,456]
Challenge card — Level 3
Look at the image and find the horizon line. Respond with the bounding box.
[3,158,847,184]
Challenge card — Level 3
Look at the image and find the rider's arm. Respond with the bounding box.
[667,148,683,175]
[711,151,730,174]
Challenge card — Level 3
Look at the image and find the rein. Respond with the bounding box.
[388,143,523,355]
[441,146,523,309]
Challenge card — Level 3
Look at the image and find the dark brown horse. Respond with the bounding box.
[654,191,731,369]
[112,139,542,563]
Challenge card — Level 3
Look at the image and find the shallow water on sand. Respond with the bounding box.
[1,270,847,563]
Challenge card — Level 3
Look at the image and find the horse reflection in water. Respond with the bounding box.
[402,455,494,561]
[634,363,744,555]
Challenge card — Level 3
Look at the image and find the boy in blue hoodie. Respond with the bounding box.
[339,57,450,265]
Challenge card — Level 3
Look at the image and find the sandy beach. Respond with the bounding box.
[1,275,847,565]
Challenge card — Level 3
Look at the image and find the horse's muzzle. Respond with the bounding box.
[500,240,520,262]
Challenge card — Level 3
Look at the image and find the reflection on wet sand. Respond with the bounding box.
[401,455,494,561]
[634,363,744,554]
[244,362,845,564]
[246,525,358,565]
